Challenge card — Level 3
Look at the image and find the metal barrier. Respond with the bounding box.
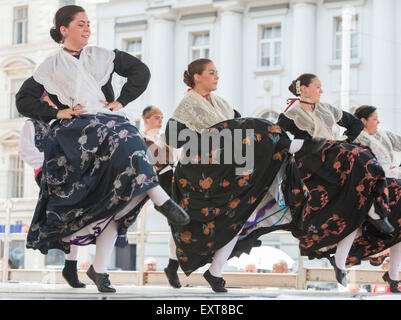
[0,198,394,289]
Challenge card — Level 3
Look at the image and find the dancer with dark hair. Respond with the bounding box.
[16,5,189,293]
[354,105,401,179]
[344,105,401,293]
[277,73,395,287]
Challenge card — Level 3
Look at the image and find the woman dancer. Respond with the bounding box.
[354,105,401,179]
[16,5,189,293]
[343,105,401,293]
[164,59,323,292]
[277,73,394,286]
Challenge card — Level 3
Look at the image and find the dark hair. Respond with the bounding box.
[50,5,85,43]
[142,106,153,117]
[183,58,213,88]
[142,105,162,119]
[288,73,317,97]
[354,105,377,120]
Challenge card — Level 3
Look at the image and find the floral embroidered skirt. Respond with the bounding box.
[346,177,401,267]
[26,113,158,254]
[169,118,295,276]
[288,140,393,261]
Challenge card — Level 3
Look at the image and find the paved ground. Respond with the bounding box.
[0,282,400,300]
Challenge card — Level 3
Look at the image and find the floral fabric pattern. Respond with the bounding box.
[26,113,158,254]
[169,117,291,276]
[287,140,392,260]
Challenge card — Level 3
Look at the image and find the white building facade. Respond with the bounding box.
[97,0,401,133]
[0,0,400,274]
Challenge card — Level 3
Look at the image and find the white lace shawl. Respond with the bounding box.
[284,101,344,139]
[354,129,401,178]
[33,46,125,117]
[171,90,235,133]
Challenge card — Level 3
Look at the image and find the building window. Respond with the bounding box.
[10,79,25,119]
[13,6,28,45]
[125,38,143,60]
[8,155,24,198]
[190,31,210,60]
[333,15,359,60]
[259,25,281,67]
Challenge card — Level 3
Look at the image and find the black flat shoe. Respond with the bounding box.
[329,256,347,287]
[86,265,116,293]
[203,270,227,293]
[62,260,86,288]
[368,217,395,234]
[155,199,190,226]
[382,272,401,293]
[295,138,327,161]
[164,267,181,288]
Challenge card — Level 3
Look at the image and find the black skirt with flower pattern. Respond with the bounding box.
[26,113,158,254]
[345,178,401,267]
[167,117,295,276]
[287,140,393,260]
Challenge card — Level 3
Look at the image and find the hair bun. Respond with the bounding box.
[288,80,299,97]
[183,70,194,88]
[50,27,63,43]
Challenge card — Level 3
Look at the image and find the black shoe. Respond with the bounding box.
[164,267,181,288]
[368,217,395,234]
[155,199,190,226]
[203,270,227,293]
[329,256,347,287]
[62,260,86,288]
[382,272,401,293]
[86,265,116,293]
[294,138,327,161]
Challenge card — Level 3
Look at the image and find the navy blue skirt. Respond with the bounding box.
[26,113,158,254]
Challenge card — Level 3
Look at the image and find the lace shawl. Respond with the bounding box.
[171,90,235,133]
[354,130,401,178]
[284,101,343,139]
[33,46,123,116]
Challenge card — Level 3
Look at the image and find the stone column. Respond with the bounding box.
[217,9,243,110]
[291,1,317,79]
[146,7,176,117]
[371,0,396,131]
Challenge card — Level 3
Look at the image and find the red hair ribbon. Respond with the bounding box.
[284,98,299,113]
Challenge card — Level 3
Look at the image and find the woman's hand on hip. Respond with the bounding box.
[100,100,123,112]
[56,105,87,119]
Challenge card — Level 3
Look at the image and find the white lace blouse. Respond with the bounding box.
[354,129,401,178]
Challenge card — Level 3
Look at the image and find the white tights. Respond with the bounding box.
[208,236,239,278]
[169,233,239,278]
[92,220,118,273]
[389,242,401,280]
[335,228,359,270]
[65,245,79,261]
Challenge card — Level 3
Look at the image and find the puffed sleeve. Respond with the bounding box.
[16,77,59,122]
[277,113,312,139]
[113,49,151,107]
[337,111,364,142]
[386,130,401,152]
[165,119,194,149]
